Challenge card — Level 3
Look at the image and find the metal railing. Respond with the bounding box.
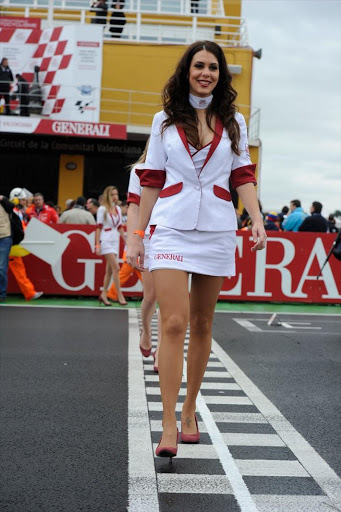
[1,81,260,139]
[0,1,249,46]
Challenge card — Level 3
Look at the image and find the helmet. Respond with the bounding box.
[9,188,26,200]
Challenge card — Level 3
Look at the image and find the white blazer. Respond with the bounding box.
[137,110,256,231]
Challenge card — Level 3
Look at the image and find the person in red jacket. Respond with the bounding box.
[26,193,59,224]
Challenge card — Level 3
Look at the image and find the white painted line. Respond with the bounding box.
[153,443,218,459]
[252,495,335,512]
[148,402,184,412]
[233,318,263,332]
[203,371,233,378]
[211,412,267,424]
[190,383,258,510]
[204,396,253,405]
[236,459,309,477]
[222,433,285,447]
[201,382,241,390]
[281,322,322,330]
[128,310,159,512]
[212,337,341,509]
[206,361,225,367]
[0,303,130,311]
[157,474,233,494]
[150,420,207,433]
[214,310,341,317]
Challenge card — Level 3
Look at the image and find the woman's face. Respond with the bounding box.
[188,49,219,97]
[111,188,119,204]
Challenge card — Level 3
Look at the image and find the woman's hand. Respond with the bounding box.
[251,220,267,251]
[127,234,145,271]
[95,246,101,256]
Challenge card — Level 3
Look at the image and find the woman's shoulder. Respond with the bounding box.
[98,205,106,212]
[234,111,246,127]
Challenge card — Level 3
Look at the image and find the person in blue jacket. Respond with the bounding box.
[282,199,308,232]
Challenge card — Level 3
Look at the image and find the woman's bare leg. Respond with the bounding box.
[153,309,162,368]
[153,269,190,449]
[107,253,126,303]
[100,259,112,300]
[140,269,157,351]
[181,274,224,435]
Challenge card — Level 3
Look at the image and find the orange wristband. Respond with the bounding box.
[133,230,145,239]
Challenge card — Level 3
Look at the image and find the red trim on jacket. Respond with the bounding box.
[127,192,140,206]
[159,182,183,198]
[176,125,192,158]
[200,117,223,175]
[213,185,232,202]
[96,223,103,229]
[136,169,166,188]
[230,164,257,189]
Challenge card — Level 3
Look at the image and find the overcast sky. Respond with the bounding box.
[242,0,341,217]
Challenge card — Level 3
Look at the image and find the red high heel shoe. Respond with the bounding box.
[181,414,200,444]
[139,330,152,357]
[98,296,112,307]
[155,429,179,459]
[152,351,158,373]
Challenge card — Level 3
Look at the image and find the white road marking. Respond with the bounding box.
[128,310,159,512]
[211,412,267,424]
[146,383,241,395]
[235,459,309,477]
[204,396,253,405]
[182,362,259,511]
[233,318,263,332]
[252,495,336,512]
[157,474,233,494]
[222,433,286,447]
[203,370,233,378]
[212,337,341,510]
[150,420,207,433]
[206,361,225,368]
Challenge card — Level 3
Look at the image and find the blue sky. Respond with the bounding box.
[242,0,341,216]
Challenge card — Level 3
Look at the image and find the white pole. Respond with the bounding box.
[47,0,54,27]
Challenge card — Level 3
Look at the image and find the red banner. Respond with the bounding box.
[0,17,41,30]
[7,227,341,303]
[0,117,127,140]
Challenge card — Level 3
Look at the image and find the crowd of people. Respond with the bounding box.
[239,199,339,234]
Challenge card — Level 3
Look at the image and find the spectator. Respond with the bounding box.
[26,193,59,224]
[0,194,14,301]
[109,0,126,38]
[278,205,289,229]
[328,214,339,234]
[64,198,74,211]
[298,201,328,232]
[86,198,99,220]
[58,196,96,225]
[90,0,108,24]
[0,58,13,116]
[235,209,242,230]
[12,74,30,117]
[54,205,62,215]
[282,199,307,232]
[191,0,199,14]
[265,211,279,231]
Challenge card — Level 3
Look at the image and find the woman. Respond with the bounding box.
[127,145,162,369]
[128,40,266,458]
[95,186,127,306]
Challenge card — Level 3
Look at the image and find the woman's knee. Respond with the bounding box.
[190,314,212,337]
[162,313,188,339]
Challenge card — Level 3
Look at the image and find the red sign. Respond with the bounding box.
[0,16,41,30]
[7,228,341,303]
[0,117,127,140]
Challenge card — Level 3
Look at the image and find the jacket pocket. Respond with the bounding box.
[213,185,232,202]
[159,182,183,198]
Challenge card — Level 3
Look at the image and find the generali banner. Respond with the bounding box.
[0,117,127,139]
[7,225,341,304]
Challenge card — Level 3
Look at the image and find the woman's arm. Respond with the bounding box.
[127,187,160,269]
[95,228,101,255]
[236,183,266,251]
[126,202,139,247]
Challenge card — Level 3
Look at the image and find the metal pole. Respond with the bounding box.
[47,0,54,27]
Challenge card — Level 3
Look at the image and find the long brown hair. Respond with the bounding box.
[161,40,240,154]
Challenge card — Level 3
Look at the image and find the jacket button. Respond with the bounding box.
[195,186,200,191]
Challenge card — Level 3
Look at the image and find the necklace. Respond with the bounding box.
[189,93,213,109]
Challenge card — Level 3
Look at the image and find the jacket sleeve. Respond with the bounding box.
[127,164,142,205]
[230,113,257,189]
[136,112,167,188]
[282,214,296,231]
[96,205,105,228]
[50,207,59,223]
[0,197,14,214]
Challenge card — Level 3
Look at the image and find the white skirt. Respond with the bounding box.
[149,225,236,277]
[100,230,119,256]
